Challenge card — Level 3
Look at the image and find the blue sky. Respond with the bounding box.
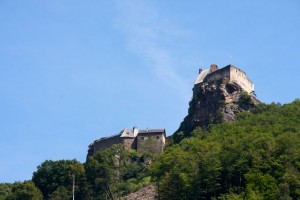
[0,0,299,183]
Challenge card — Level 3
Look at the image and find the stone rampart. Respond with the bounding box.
[229,66,254,93]
[88,134,121,156]
[202,65,254,93]
[137,132,165,153]
[204,66,230,83]
[121,137,137,149]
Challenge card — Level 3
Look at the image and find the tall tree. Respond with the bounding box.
[32,159,86,199]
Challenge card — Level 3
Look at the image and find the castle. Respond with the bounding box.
[173,64,257,142]
[194,64,254,94]
[88,64,256,155]
[88,127,166,156]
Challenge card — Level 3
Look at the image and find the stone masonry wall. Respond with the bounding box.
[88,134,121,156]
[229,66,254,93]
[204,66,230,83]
[137,133,165,153]
[121,138,137,149]
[203,65,254,94]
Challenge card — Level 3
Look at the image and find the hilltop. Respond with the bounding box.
[1,65,299,200]
[173,64,259,143]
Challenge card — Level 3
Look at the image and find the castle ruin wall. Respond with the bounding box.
[204,67,230,83]
[137,133,165,153]
[93,134,121,153]
[121,137,137,149]
[229,67,254,93]
[199,65,254,94]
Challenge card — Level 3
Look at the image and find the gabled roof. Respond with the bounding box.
[120,128,135,138]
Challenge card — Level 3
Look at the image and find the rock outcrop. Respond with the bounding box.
[173,64,260,142]
[121,185,157,200]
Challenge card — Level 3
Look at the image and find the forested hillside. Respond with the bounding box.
[1,100,299,200]
[151,100,300,199]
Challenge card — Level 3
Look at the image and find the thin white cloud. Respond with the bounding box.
[114,0,190,99]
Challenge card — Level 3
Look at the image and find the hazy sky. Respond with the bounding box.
[0,0,299,183]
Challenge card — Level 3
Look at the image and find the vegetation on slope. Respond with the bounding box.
[151,99,300,199]
[1,99,300,199]
[32,160,86,199]
[85,144,152,199]
[0,181,43,200]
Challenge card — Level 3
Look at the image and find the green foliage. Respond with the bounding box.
[238,92,254,109]
[218,193,243,200]
[150,100,300,199]
[3,100,300,199]
[48,186,70,200]
[0,183,13,200]
[209,100,226,125]
[209,109,224,125]
[138,136,162,154]
[85,144,150,199]
[5,181,43,200]
[244,172,278,200]
[277,182,293,200]
[151,138,222,199]
[32,159,86,199]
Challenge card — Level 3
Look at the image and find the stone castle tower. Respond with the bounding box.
[173,64,259,142]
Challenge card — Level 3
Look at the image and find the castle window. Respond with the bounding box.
[156,136,160,139]
[141,136,144,140]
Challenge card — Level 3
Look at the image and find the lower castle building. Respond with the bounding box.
[88,127,166,156]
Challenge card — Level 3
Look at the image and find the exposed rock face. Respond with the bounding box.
[121,185,157,200]
[173,65,260,142]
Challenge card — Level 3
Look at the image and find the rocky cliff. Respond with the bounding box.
[173,65,260,143]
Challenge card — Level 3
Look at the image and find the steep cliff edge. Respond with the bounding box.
[173,65,260,143]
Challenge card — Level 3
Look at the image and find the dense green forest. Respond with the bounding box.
[152,100,300,199]
[1,100,300,199]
